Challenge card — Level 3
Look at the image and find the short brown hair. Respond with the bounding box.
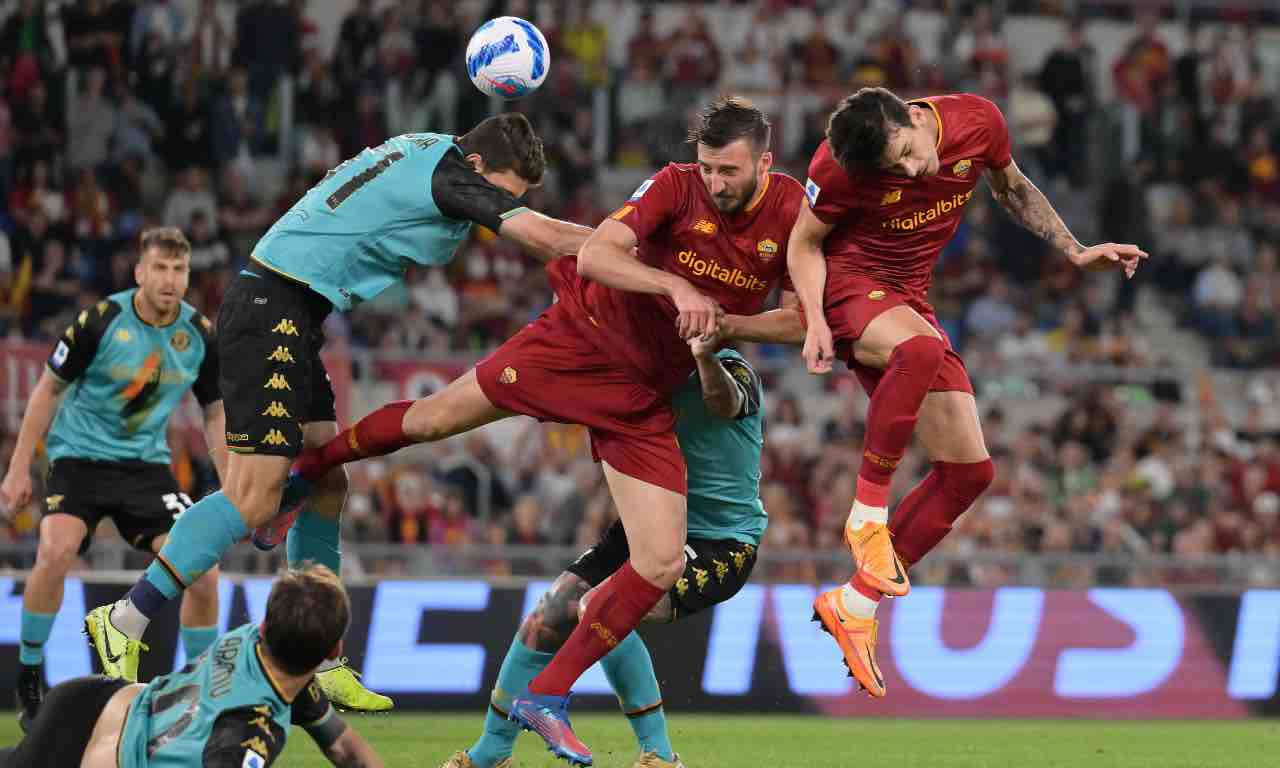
[261,564,351,676]
[826,87,912,173]
[687,96,771,154]
[139,226,191,258]
[457,112,546,185]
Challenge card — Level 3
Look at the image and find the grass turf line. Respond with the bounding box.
[3,713,1278,767]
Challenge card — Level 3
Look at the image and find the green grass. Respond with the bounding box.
[4,712,1280,767]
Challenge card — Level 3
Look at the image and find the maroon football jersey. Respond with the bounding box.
[550,163,803,396]
[804,93,1012,304]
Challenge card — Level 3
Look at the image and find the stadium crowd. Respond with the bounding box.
[0,0,1278,586]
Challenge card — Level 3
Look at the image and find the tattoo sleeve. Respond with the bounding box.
[518,574,590,653]
[990,172,1082,258]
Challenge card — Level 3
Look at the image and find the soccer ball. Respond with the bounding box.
[465,16,550,100]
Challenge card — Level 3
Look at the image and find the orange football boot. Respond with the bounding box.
[812,586,885,698]
[844,520,910,597]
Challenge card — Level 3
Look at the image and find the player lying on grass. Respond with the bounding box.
[250,98,806,766]
[0,565,382,768]
[790,87,1146,697]
[430,334,779,768]
[0,228,226,731]
[84,113,593,712]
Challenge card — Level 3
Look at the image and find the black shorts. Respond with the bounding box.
[1,675,127,768]
[567,519,758,619]
[45,459,192,554]
[220,264,335,458]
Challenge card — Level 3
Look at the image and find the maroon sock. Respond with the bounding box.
[296,400,415,481]
[856,336,947,498]
[527,562,665,697]
[891,459,995,566]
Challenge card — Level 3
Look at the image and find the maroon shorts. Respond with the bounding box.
[826,281,974,397]
[475,302,687,495]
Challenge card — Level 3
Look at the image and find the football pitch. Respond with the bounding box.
[4,712,1279,767]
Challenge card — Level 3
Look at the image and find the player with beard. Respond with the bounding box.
[790,87,1146,697]
[262,97,806,765]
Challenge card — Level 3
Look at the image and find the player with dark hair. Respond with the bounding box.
[84,113,594,712]
[1,565,382,768]
[440,329,784,768]
[262,96,806,765]
[791,86,1146,697]
[0,228,225,731]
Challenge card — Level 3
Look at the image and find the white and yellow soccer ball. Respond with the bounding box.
[465,16,550,100]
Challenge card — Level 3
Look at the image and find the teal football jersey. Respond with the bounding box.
[119,624,332,768]
[45,290,219,465]
[252,133,529,312]
[673,349,767,546]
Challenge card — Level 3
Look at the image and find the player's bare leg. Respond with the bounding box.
[889,391,994,567]
[511,464,685,766]
[844,303,945,597]
[17,514,87,727]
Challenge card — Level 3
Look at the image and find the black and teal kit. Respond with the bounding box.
[569,349,767,618]
[0,625,342,768]
[225,132,531,456]
[43,290,220,552]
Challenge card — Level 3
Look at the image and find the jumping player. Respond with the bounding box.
[84,113,592,712]
[0,228,225,730]
[1,565,383,768]
[263,97,804,765]
[441,333,779,768]
[789,87,1146,697]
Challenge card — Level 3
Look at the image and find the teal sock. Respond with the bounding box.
[180,625,219,660]
[468,639,553,768]
[601,632,674,761]
[19,610,55,665]
[286,509,342,574]
[143,491,248,604]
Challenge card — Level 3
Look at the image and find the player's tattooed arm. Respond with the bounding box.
[689,335,746,420]
[985,160,1084,258]
[518,572,591,653]
[320,724,384,768]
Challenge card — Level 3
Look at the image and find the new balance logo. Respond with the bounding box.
[272,319,299,336]
[261,429,290,447]
[261,401,291,418]
[266,346,295,363]
[264,373,291,391]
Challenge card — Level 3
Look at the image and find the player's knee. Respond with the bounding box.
[894,334,947,374]
[35,533,80,573]
[940,458,995,508]
[633,551,684,589]
[311,466,349,518]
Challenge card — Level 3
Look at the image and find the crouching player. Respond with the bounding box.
[444,336,771,768]
[0,565,382,768]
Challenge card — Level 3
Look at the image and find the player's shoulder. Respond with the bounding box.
[86,292,128,330]
[179,300,215,342]
[927,92,1005,126]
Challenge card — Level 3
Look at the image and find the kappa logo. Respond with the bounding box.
[267,346,295,363]
[66,326,75,343]
[881,190,902,206]
[261,401,291,419]
[272,319,299,336]
[590,621,620,648]
[952,159,973,177]
[693,566,710,592]
[499,366,518,384]
[692,219,717,236]
[756,238,779,260]
[868,289,886,301]
[115,329,132,343]
[240,736,269,758]
[713,559,729,583]
[264,373,291,391]
[78,309,89,327]
[674,577,689,597]
[731,548,749,573]
[261,429,290,447]
[46,494,64,512]
[170,330,190,352]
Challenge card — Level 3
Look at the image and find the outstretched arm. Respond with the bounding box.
[722,290,805,345]
[319,725,384,768]
[498,210,594,262]
[986,160,1147,277]
[786,205,836,373]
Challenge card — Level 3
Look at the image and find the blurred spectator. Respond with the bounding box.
[187,209,230,273]
[664,10,720,102]
[163,166,217,232]
[1039,19,1093,182]
[334,0,381,90]
[66,68,115,171]
[218,167,271,262]
[210,67,264,169]
[112,86,164,164]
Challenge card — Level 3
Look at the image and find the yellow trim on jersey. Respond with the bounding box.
[256,642,297,704]
[250,256,312,288]
[913,99,945,151]
[744,174,771,213]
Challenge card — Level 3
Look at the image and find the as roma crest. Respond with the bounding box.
[952,159,973,177]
